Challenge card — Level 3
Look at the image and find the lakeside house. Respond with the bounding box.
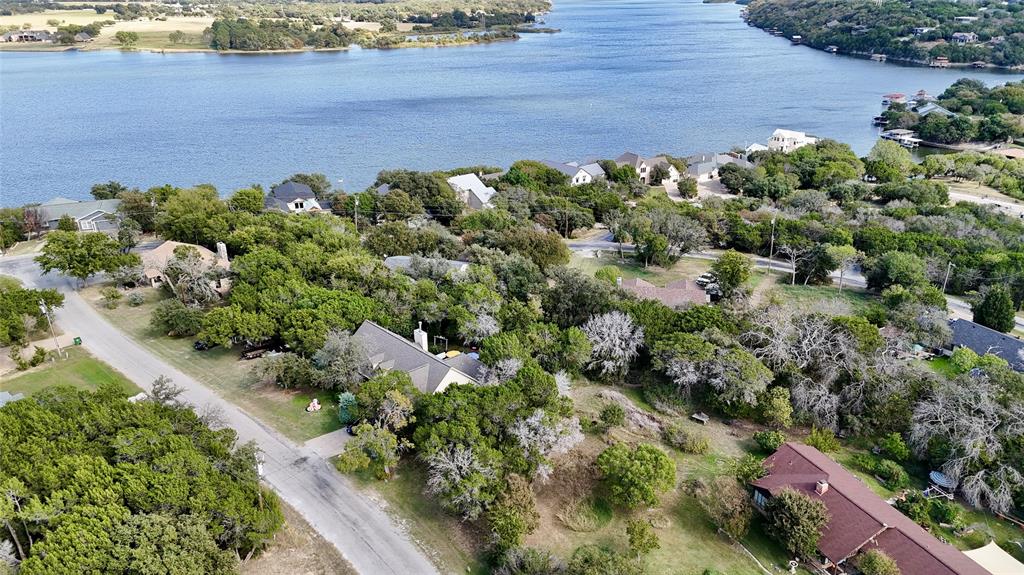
[616,277,708,307]
[614,152,680,186]
[952,32,979,45]
[38,197,121,233]
[141,240,231,292]
[753,443,992,575]
[745,143,769,157]
[74,32,93,43]
[686,152,752,182]
[265,181,325,213]
[947,318,1024,372]
[446,173,497,209]
[880,129,921,149]
[767,129,817,153]
[354,320,481,394]
[539,160,606,187]
[1,30,53,43]
[914,102,955,118]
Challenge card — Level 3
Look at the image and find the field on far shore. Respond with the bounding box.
[0,10,215,51]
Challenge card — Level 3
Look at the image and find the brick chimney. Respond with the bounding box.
[215,241,228,262]
[815,479,829,495]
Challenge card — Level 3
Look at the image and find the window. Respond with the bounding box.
[753,490,769,508]
[294,201,304,210]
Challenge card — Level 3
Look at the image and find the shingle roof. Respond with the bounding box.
[614,152,644,169]
[353,320,478,394]
[539,160,583,178]
[270,181,315,202]
[618,277,707,308]
[949,319,1024,371]
[579,162,606,178]
[753,443,991,575]
[39,198,120,222]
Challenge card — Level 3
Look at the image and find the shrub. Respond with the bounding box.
[950,346,979,373]
[495,547,565,575]
[874,459,909,489]
[765,488,830,558]
[29,346,47,367]
[753,430,786,453]
[758,386,793,428]
[557,496,613,532]
[692,476,754,540]
[855,549,900,575]
[595,266,620,285]
[100,286,123,309]
[732,454,766,484]
[126,291,145,307]
[626,519,659,557]
[929,499,964,529]
[662,422,710,454]
[150,299,204,337]
[488,474,540,552]
[804,427,840,453]
[596,443,676,508]
[566,545,641,575]
[599,403,626,428]
[879,432,910,462]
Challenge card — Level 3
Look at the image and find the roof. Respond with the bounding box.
[578,162,606,178]
[353,320,479,393]
[614,152,645,169]
[916,102,955,117]
[771,128,815,140]
[39,198,120,222]
[539,160,585,178]
[949,319,1024,371]
[753,443,991,575]
[963,542,1024,575]
[270,181,316,202]
[375,183,391,195]
[0,391,25,408]
[446,173,497,205]
[618,277,707,308]
[141,240,229,279]
[383,255,469,275]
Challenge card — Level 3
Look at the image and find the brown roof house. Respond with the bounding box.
[617,277,709,308]
[141,240,231,292]
[752,443,992,575]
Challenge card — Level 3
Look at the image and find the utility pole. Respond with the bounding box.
[942,261,955,294]
[39,299,65,360]
[766,217,776,275]
[354,196,360,234]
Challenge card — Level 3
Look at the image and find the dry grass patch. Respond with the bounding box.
[241,500,357,575]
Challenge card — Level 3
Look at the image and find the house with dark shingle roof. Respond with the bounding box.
[614,152,680,186]
[753,443,992,575]
[353,320,481,394]
[38,197,121,233]
[948,319,1024,371]
[265,181,323,213]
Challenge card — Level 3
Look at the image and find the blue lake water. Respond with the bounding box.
[2,0,1022,206]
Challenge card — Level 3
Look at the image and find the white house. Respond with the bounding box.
[767,129,818,153]
[951,32,979,45]
[265,181,322,213]
[614,152,679,186]
[446,173,497,209]
[539,160,605,187]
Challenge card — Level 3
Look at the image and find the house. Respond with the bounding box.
[265,181,323,213]
[38,197,121,232]
[354,320,481,394]
[539,160,605,187]
[141,240,231,291]
[753,443,992,575]
[383,255,470,275]
[617,277,708,307]
[73,32,92,43]
[948,319,1024,371]
[1,30,53,43]
[374,183,391,195]
[686,153,753,182]
[915,102,955,118]
[954,16,980,23]
[745,143,769,158]
[913,26,934,36]
[446,173,497,209]
[767,129,818,153]
[952,32,979,44]
[614,153,680,186]
[0,391,25,408]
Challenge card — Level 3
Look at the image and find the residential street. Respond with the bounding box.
[0,254,438,575]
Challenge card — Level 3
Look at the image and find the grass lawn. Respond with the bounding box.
[1,347,140,396]
[767,283,878,314]
[81,286,341,442]
[2,240,44,257]
[569,253,713,287]
[921,356,959,378]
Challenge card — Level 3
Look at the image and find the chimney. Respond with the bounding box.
[616,277,623,286]
[216,241,228,262]
[413,322,428,352]
[815,479,829,496]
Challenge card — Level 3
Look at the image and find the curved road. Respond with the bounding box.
[568,235,1024,331]
[0,254,437,575]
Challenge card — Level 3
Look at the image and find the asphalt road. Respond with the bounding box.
[0,254,438,575]
[567,234,1024,331]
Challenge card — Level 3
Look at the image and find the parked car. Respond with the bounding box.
[695,272,716,287]
[193,340,215,351]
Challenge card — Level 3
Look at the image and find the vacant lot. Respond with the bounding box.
[82,286,341,442]
[242,500,357,575]
[1,346,140,396]
[767,283,878,313]
[570,253,712,287]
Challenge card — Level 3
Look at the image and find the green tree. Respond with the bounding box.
[157,187,229,246]
[117,217,142,252]
[117,190,156,232]
[151,298,205,337]
[168,29,187,44]
[336,423,408,479]
[599,403,626,428]
[91,180,128,200]
[711,250,751,296]
[866,140,915,183]
[114,30,139,46]
[765,488,830,559]
[56,214,77,232]
[228,187,265,214]
[595,443,676,508]
[865,251,927,290]
[487,474,539,552]
[973,285,1016,333]
[692,476,754,539]
[855,549,901,575]
[35,231,137,286]
[626,519,659,557]
[805,427,840,453]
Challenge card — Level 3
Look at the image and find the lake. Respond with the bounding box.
[1,0,1022,206]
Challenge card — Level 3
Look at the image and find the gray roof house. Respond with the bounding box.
[915,102,956,118]
[1,30,54,43]
[354,320,481,394]
[949,318,1024,371]
[686,153,752,182]
[265,181,323,213]
[614,152,680,185]
[39,197,121,233]
[539,160,605,187]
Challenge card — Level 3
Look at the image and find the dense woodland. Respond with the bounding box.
[745,0,1024,66]
[4,136,1024,572]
